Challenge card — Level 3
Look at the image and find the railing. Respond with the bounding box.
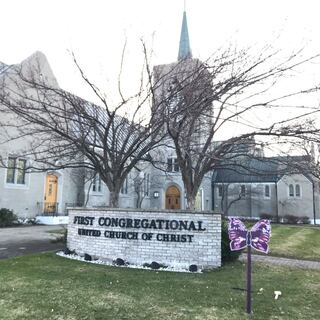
[37,202,84,216]
[36,202,59,216]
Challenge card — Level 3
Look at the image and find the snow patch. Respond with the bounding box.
[56,251,202,273]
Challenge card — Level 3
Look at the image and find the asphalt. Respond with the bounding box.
[0,225,65,259]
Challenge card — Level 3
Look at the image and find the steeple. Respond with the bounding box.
[178,10,192,61]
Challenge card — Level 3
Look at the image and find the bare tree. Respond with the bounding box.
[155,46,320,209]
[0,49,168,208]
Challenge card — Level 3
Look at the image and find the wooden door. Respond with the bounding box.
[44,175,58,213]
[165,186,181,210]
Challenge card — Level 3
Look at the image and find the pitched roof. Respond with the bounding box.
[213,156,311,183]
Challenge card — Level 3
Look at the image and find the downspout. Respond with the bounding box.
[249,184,252,218]
[312,181,316,225]
[212,175,215,211]
[275,181,279,223]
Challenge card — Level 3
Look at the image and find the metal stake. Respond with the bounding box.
[246,245,252,314]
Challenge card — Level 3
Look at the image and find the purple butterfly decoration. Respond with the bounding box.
[228,218,271,254]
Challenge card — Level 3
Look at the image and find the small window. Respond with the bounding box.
[167,158,173,172]
[6,157,16,183]
[6,157,26,185]
[92,174,102,192]
[295,184,301,197]
[289,184,294,197]
[146,173,150,196]
[240,185,246,197]
[218,186,223,197]
[121,177,128,194]
[265,185,270,198]
[173,159,179,172]
[17,159,26,184]
[167,157,179,172]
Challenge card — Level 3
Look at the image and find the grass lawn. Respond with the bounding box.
[0,253,319,320]
[263,224,320,261]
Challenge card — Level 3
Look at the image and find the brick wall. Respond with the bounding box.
[67,208,221,269]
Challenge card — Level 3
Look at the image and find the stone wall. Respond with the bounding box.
[67,208,221,269]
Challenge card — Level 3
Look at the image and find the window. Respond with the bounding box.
[17,159,26,184]
[264,185,270,198]
[289,184,294,197]
[144,173,150,196]
[167,158,172,172]
[6,157,26,185]
[92,174,102,192]
[240,185,246,197]
[121,177,128,194]
[218,186,223,197]
[6,157,15,183]
[167,157,179,172]
[289,184,301,198]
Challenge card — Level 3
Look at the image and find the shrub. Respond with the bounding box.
[259,213,275,221]
[26,218,39,225]
[143,262,167,269]
[0,208,18,227]
[300,216,311,224]
[84,253,92,261]
[63,248,72,255]
[150,261,161,270]
[114,258,125,266]
[221,220,241,263]
[283,214,300,224]
[189,264,198,272]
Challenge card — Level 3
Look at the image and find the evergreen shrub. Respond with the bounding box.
[283,215,300,224]
[221,219,241,263]
[0,208,18,227]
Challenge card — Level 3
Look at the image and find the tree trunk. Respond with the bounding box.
[186,194,196,210]
[109,191,120,208]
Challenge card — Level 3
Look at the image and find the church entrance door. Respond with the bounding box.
[165,186,181,210]
[44,175,58,213]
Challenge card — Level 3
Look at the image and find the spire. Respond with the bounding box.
[178,10,192,61]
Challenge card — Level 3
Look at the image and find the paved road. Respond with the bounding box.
[0,225,65,259]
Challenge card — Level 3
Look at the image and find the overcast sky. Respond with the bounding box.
[1,0,319,103]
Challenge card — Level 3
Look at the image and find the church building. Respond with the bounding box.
[0,9,318,224]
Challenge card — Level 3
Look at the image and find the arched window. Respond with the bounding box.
[218,186,223,197]
[265,185,270,198]
[92,174,102,193]
[295,184,301,197]
[240,185,246,197]
[289,184,294,197]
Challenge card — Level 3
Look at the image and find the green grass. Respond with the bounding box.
[243,222,320,261]
[265,224,320,261]
[0,253,319,319]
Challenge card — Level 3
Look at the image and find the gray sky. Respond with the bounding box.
[1,0,319,103]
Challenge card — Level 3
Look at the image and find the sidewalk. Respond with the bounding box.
[240,254,320,270]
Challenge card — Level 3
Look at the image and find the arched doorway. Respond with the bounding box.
[165,186,181,210]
